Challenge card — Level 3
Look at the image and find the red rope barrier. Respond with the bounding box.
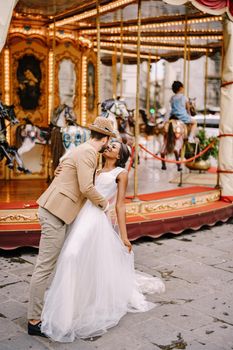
[217,169,233,174]
[221,196,233,203]
[139,141,215,165]
[218,133,233,138]
[221,81,233,88]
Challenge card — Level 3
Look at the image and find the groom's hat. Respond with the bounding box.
[88,116,117,138]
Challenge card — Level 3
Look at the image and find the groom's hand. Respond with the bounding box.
[103,202,110,212]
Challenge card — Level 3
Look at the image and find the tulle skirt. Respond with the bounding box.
[41,201,165,342]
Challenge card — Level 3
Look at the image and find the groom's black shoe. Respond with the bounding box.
[28,321,47,337]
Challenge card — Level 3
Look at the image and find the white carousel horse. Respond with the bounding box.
[61,125,90,155]
[100,98,129,136]
[59,125,90,161]
[50,104,90,171]
[16,117,49,156]
[51,103,76,128]
[16,104,77,158]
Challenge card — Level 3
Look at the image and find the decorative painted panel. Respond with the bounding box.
[11,40,49,126]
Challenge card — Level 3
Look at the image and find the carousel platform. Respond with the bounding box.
[0,180,232,250]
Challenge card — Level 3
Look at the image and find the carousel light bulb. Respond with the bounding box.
[81,56,87,126]
[50,0,135,27]
[94,48,160,60]
[4,48,10,105]
[81,15,221,35]
[10,26,45,36]
[48,50,54,122]
[107,34,222,42]
[94,41,212,53]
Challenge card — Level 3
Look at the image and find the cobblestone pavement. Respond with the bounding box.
[0,222,233,350]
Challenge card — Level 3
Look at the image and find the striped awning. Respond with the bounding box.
[164,0,233,21]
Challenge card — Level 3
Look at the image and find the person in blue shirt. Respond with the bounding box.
[170,81,197,142]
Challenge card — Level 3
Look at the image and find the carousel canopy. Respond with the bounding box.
[1,0,229,62]
[13,0,233,20]
[15,0,105,17]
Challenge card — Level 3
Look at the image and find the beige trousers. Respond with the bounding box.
[27,207,67,320]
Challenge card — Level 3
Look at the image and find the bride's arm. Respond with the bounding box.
[115,171,132,253]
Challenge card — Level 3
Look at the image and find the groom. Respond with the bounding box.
[28,116,116,337]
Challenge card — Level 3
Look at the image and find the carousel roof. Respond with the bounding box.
[12,0,224,63]
[15,0,106,17]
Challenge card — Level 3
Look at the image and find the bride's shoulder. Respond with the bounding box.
[115,167,128,178]
[116,166,128,173]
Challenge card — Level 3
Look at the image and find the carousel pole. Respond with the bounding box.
[203,49,209,129]
[183,9,188,93]
[96,0,101,115]
[3,45,10,180]
[112,53,117,99]
[153,51,157,113]
[120,9,124,98]
[48,20,56,178]
[51,20,56,116]
[187,42,191,98]
[146,52,151,117]
[133,0,141,200]
[112,12,118,99]
[216,37,224,189]
[96,0,102,169]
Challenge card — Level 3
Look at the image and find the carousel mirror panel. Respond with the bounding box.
[58,58,76,108]
[54,44,81,124]
[85,51,97,125]
[87,61,95,113]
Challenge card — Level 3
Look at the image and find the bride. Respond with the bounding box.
[41,140,165,342]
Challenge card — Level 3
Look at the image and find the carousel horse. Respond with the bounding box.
[100,98,138,166]
[157,98,196,169]
[118,108,157,135]
[140,109,156,136]
[50,104,90,171]
[0,102,31,173]
[16,117,50,156]
[160,115,187,172]
[189,97,197,116]
[51,103,76,127]
[127,109,136,134]
[137,108,166,156]
[139,108,166,136]
[100,98,129,136]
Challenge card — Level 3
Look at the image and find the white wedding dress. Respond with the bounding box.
[41,167,165,342]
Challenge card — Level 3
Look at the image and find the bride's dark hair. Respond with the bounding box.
[115,142,130,168]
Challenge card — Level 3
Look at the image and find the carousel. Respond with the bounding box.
[0,0,233,249]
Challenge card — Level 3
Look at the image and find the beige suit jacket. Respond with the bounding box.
[37,142,108,224]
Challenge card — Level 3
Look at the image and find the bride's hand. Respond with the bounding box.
[123,238,132,253]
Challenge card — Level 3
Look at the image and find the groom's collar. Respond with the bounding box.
[86,140,98,153]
